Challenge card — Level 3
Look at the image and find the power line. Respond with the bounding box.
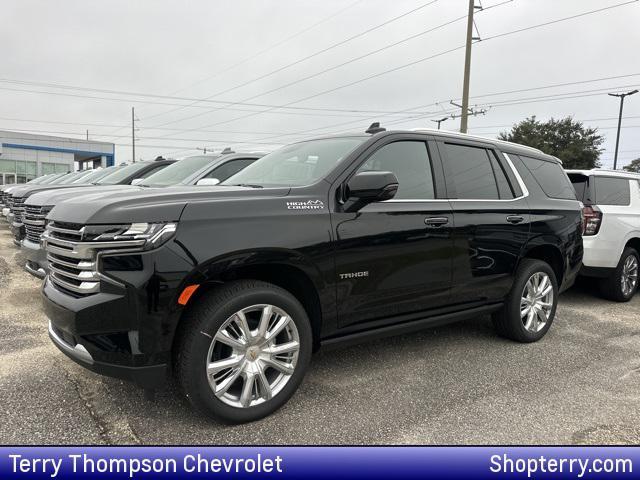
[99,0,365,139]
[149,3,467,130]
[141,0,442,125]
[217,80,640,148]
[0,82,439,118]
[194,0,638,145]
[0,127,289,145]
[151,0,511,135]
[1,70,637,132]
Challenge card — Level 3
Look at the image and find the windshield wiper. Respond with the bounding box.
[232,183,263,188]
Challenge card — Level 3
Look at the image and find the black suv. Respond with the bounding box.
[42,127,583,423]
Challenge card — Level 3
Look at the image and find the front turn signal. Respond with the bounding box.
[178,284,200,306]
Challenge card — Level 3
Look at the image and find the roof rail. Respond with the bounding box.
[410,128,544,155]
[591,168,640,176]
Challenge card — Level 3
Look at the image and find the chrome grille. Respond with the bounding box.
[23,205,50,243]
[44,222,100,296]
[10,196,26,223]
[43,221,146,297]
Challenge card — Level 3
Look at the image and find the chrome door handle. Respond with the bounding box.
[506,215,524,224]
[424,216,449,227]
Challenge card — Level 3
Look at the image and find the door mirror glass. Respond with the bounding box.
[196,178,220,186]
[345,171,398,211]
[131,178,144,185]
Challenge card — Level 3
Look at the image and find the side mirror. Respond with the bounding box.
[131,178,144,185]
[196,178,220,186]
[344,171,398,212]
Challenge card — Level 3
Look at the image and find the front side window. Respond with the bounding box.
[223,137,366,188]
[595,177,630,205]
[443,143,503,200]
[355,141,435,200]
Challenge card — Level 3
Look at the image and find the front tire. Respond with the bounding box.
[599,247,639,302]
[492,259,558,343]
[175,280,312,423]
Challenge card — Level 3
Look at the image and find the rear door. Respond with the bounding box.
[436,139,531,306]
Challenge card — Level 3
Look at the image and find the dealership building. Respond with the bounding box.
[0,130,115,185]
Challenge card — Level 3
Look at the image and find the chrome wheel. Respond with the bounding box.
[621,254,639,297]
[520,272,554,333]
[206,304,300,408]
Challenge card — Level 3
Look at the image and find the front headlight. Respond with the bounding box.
[83,222,177,249]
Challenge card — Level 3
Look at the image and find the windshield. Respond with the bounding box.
[72,167,114,184]
[70,170,98,183]
[57,171,91,184]
[141,155,219,187]
[46,173,72,184]
[221,137,366,187]
[96,162,152,185]
[26,175,51,185]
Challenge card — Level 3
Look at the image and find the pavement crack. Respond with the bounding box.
[58,359,141,445]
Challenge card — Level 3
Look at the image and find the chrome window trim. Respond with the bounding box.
[384,152,529,203]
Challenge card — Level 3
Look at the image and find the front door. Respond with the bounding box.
[332,138,454,328]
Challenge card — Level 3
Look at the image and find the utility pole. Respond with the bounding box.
[460,0,482,133]
[431,117,449,130]
[131,107,136,163]
[608,89,638,169]
[86,129,89,140]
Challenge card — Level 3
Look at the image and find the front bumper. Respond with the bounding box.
[10,221,25,245]
[42,242,192,389]
[22,237,47,278]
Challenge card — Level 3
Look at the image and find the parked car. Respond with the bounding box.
[567,168,640,301]
[23,152,261,277]
[42,126,583,423]
[1,173,68,214]
[5,159,174,245]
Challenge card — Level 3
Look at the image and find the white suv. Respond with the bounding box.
[567,169,640,301]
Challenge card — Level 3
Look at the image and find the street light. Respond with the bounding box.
[608,89,638,169]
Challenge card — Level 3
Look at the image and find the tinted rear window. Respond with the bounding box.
[568,174,593,204]
[594,177,630,205]
[519,155,576,200]
[443,143,501,199]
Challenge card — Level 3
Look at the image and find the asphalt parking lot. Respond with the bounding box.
[1,225,639,445]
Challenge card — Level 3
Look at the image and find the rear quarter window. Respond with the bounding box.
[519,155,576,200]
[594,177,630,205]
[568,173,593,204]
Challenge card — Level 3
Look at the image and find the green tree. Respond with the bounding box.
[623,158,640,173]
[498,116,604,169]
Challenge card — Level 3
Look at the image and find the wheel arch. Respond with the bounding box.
[623,235,640,257]
[520,239,565,286]
[171,249,326,352]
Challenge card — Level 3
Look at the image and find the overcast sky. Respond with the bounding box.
[2,0,639,167]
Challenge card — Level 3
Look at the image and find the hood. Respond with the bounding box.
[8,183,99,199]
[26,184,138,207]
[48,185,291,224]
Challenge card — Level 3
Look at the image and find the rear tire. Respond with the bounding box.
[599,247,639,302]
[174,280,312,423]
[492,259,558,343]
